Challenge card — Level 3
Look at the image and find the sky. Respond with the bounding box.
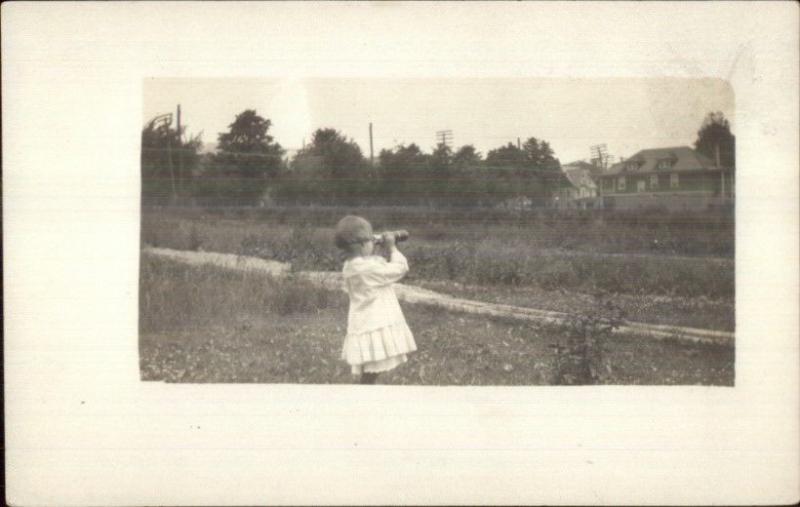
[143,77,734,164]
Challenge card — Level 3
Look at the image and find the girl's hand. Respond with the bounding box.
[382,231,397,249]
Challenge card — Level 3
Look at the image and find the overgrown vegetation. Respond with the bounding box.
[142,206,735,299]
[547,295,626,385]
[139,255,342,334]
[139,254,734,385]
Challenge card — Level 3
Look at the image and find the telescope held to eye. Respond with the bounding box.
[373,230,410,244]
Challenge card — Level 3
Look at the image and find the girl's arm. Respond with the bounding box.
[362,234,409,286]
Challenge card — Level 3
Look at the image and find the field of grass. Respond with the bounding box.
[413,279,734,332]
[139,255,734,385]
[141,206,735,301]
[143,205,734,257]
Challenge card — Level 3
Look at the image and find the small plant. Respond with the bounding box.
[188,226,205,251]
[549,294,626,385]
[238,233,272,259]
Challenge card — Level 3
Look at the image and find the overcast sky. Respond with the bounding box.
[143,77,734,164]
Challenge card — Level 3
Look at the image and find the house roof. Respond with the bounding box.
[561,160,601,189]
[602,146,722,176]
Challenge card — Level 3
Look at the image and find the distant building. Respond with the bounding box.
[497,195,533,211]
[552,160,603,210]
[598,146,734,211]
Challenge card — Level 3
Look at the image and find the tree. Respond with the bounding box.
[485,137,562,206]
[452,145,483,170]
[694,111,735,168]
[522,137,560,172]
[294,128,365,177]
[141,116,202,204]
[426,143,454,205]
[485,142,526,168]
[212,110,285,205]
[378,143,429,205]
[379,143,428,173]
[428,143,453,172]
[215,109,285,178]
[289,128,366,204]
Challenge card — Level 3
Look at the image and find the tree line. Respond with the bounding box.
[141,109,735,207]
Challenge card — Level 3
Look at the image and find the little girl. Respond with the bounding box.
[334,215,417,384]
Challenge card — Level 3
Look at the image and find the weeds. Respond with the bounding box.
[188,226,205,251]
[139,254,345,333]
[548,294,626,385]
[139,254,734,385]
[142,207,735,299]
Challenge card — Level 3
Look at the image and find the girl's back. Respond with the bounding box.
[334,215,417,382]
[343,252,408,335]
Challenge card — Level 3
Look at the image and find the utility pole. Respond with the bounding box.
[590,143,610,169]
[369,122,374,165]
[517,137,521,150]
[176,104,183,196]
[145,113,176,204]
[436,129,453,148]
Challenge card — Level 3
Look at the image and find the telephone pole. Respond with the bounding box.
[436,129,453,147]
[369,122,374,165]
[590,143,610,169]
[176,104,183,195]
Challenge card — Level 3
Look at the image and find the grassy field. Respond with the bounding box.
[141,206,735,332]
[142,206,735,300]
[139,255,734,385]
[143,205,735,257]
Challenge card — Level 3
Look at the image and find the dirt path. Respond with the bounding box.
[145,247,291,274]
[143,247,734,346]
[536,248,734,265]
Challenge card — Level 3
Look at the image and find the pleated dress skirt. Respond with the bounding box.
[342,321,417,375]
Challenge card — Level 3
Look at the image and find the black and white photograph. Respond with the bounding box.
[5,2,798,505]
[140,78,736,386]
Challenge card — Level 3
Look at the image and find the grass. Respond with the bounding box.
[144,204,735,258]
[414,279,735,331]
[139,254,734,385]
[141,206,735,300]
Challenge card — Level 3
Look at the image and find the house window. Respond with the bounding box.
[626,162,639,172]
[637,180,646,192]
[657,159,673,170]
[617,176,626,191]
[670,173,679,188]
[650,174,658,188]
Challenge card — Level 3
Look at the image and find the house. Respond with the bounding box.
[598,146,734,211]
[552,160,603,210]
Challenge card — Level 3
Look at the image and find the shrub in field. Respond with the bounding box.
[533,258,581,291]
[278,226,340,272]
[474,253,525,286]
[188,226,205,251]
[548,295,626,385]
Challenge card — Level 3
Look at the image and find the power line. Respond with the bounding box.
[590,143,611,169]
[436,129,453,147]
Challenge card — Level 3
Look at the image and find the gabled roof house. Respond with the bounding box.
[598,146,734,211]
[552,160,603,209]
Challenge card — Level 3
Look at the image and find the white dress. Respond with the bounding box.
[341,250,417,374]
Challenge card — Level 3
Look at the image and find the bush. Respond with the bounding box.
[547,295,626,385]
